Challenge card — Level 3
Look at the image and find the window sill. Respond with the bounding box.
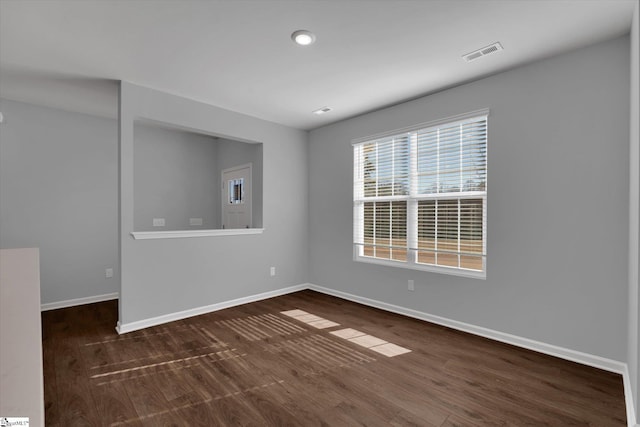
[354,255,486,280]
[130,228,265,240]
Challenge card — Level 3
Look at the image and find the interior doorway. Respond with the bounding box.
[221,163,252,229]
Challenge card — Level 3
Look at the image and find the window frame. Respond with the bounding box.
[352,109,488,279]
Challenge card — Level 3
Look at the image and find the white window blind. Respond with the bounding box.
[353,111,488,278]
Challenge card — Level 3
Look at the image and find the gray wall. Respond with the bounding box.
[308,36,630,362]
[119,82,308,326]
[628,1,639,421]
[0,98,119,304]
[134,123,218,231]
[217,138,263,228]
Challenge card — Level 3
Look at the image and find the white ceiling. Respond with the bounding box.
[0,0,636,130]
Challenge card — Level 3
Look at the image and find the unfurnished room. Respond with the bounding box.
[0,0,639,426]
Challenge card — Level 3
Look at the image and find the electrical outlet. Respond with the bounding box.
[270,267,276,277]
[153,218,165,227]
[105,268,113,278]
[189,218,203,226]
[408,280,414,291]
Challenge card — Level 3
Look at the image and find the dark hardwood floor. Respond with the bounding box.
[42,290,627,426]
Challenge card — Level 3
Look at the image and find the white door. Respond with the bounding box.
[222,163,252,229]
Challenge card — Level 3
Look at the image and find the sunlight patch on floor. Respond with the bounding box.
[280,309,340,329]
[282,311,412,357]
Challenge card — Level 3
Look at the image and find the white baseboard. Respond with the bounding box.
[116,284,307,334]
[307,283,638,426]
[307,284,625,373]
[622,364,639,427]
[40,292,119,311]
[44,283,638,426]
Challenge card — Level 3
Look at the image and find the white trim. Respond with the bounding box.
[622,363,640,427]
[307,284,626,374]
[115,284,306,334]
[354,191,486,203]
[130,228,264,240]
[353,253,486,279]
[351,108,490,145]
[109,281,636,426]
[353,114,487,279]
[41,292,119,311]
[310,284,637,427]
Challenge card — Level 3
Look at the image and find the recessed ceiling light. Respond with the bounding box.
[292,30,316,46]
[312,106,332,115]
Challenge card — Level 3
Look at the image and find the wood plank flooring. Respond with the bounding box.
[41,290,627,426]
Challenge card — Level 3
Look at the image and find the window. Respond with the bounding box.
[353,110,488,278]
[229,178,245,204]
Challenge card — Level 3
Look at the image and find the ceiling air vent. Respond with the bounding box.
[463,42,503,62]
[312,106,333,115]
